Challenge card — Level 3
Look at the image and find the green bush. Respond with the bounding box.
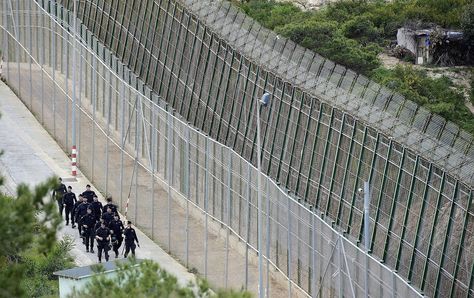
[236,0,472,72]
[403,0,469,28]
[319,37,381,73]
[275,19,381,73]
[342,16,381,43]
[371,65,474,134]
[18,237,75,298]
[461,2,474,48]
[274,19,339,49]
[70,259,252,298]
[237,0,301,30]
[0,176,74,298]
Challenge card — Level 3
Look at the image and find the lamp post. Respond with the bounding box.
[256,92,270,298]
[363,181,371,298]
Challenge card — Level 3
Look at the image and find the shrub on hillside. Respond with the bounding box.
[371,65,474,134]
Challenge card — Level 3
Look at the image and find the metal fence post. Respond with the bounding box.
[105,70,111,195]
[151,104,156,239]
[77,44,83,166]
[91,46,97,180]
[276,187,281,269]
[13,0,21,97]
[167,107,172,252]
[3,0,9,81]
[71,0,78,171]
[60,9,64,74]
[256,94,264,298]
[311,210,316,297]
[245,162,251,290]
[288,192,292,298]
[134,93,140,223]
[225,146,232,288]
[204,136,209,279]
[338,236,343,298]
[185,123,190,267]
[364,181,371,298]
[40,5,44,123]
[51,2,56,137]
[119,68,125,210]
[317,214,323,297]
[297,199,302,287]
[27,0,32,108]
[266,180,271,297]
[64,14,69,150]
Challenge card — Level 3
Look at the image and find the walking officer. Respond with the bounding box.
[62,186,77,226]
[71,194,83,228]
[124,221,139,258]
[52,177,67,218]
[109,214,124,258]
[78,208,96,253]
[95,221,111,263]
[94,218,104,239]
[81,184,96,203]
[102,207,115,227]
[75,196,90,237]
[102,196,118,216]
[90,194,103,223]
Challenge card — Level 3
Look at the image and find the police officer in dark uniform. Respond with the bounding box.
[95,221,111,263]
[94,218,104,235]
[52,177,67,218]
[81,184,96,203]
[71,194,83,228]
[101,207,115,227]
[109,214,124,258]
[90,195,103,223]
[78,208,96,253]
[124,221,139,258]
[62,186,77,225]
[75,196,90,237]
[102,196,118,216]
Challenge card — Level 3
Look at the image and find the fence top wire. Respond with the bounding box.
[179,0,474,188]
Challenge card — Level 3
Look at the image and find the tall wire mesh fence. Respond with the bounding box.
[60,0,474,186]
[35,0,474,297]
[182,0,474,166]
[0,0,425,296]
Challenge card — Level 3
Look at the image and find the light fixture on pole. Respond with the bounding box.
[358,181,371,298]
[256,92,270,298]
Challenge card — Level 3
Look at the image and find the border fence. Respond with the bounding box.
[0,0,425,296]
[1,0,473,297]
[49,0,474,297]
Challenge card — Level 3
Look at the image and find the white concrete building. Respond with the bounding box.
[53,259,144,298]
[397,28,433,65]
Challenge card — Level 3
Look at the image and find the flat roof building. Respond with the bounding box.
[54,259,144,298]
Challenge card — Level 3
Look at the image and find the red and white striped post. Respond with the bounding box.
[71,146,77,176]
[124,198,129,223]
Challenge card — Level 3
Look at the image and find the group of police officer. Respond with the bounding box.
[53,178,140,263]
